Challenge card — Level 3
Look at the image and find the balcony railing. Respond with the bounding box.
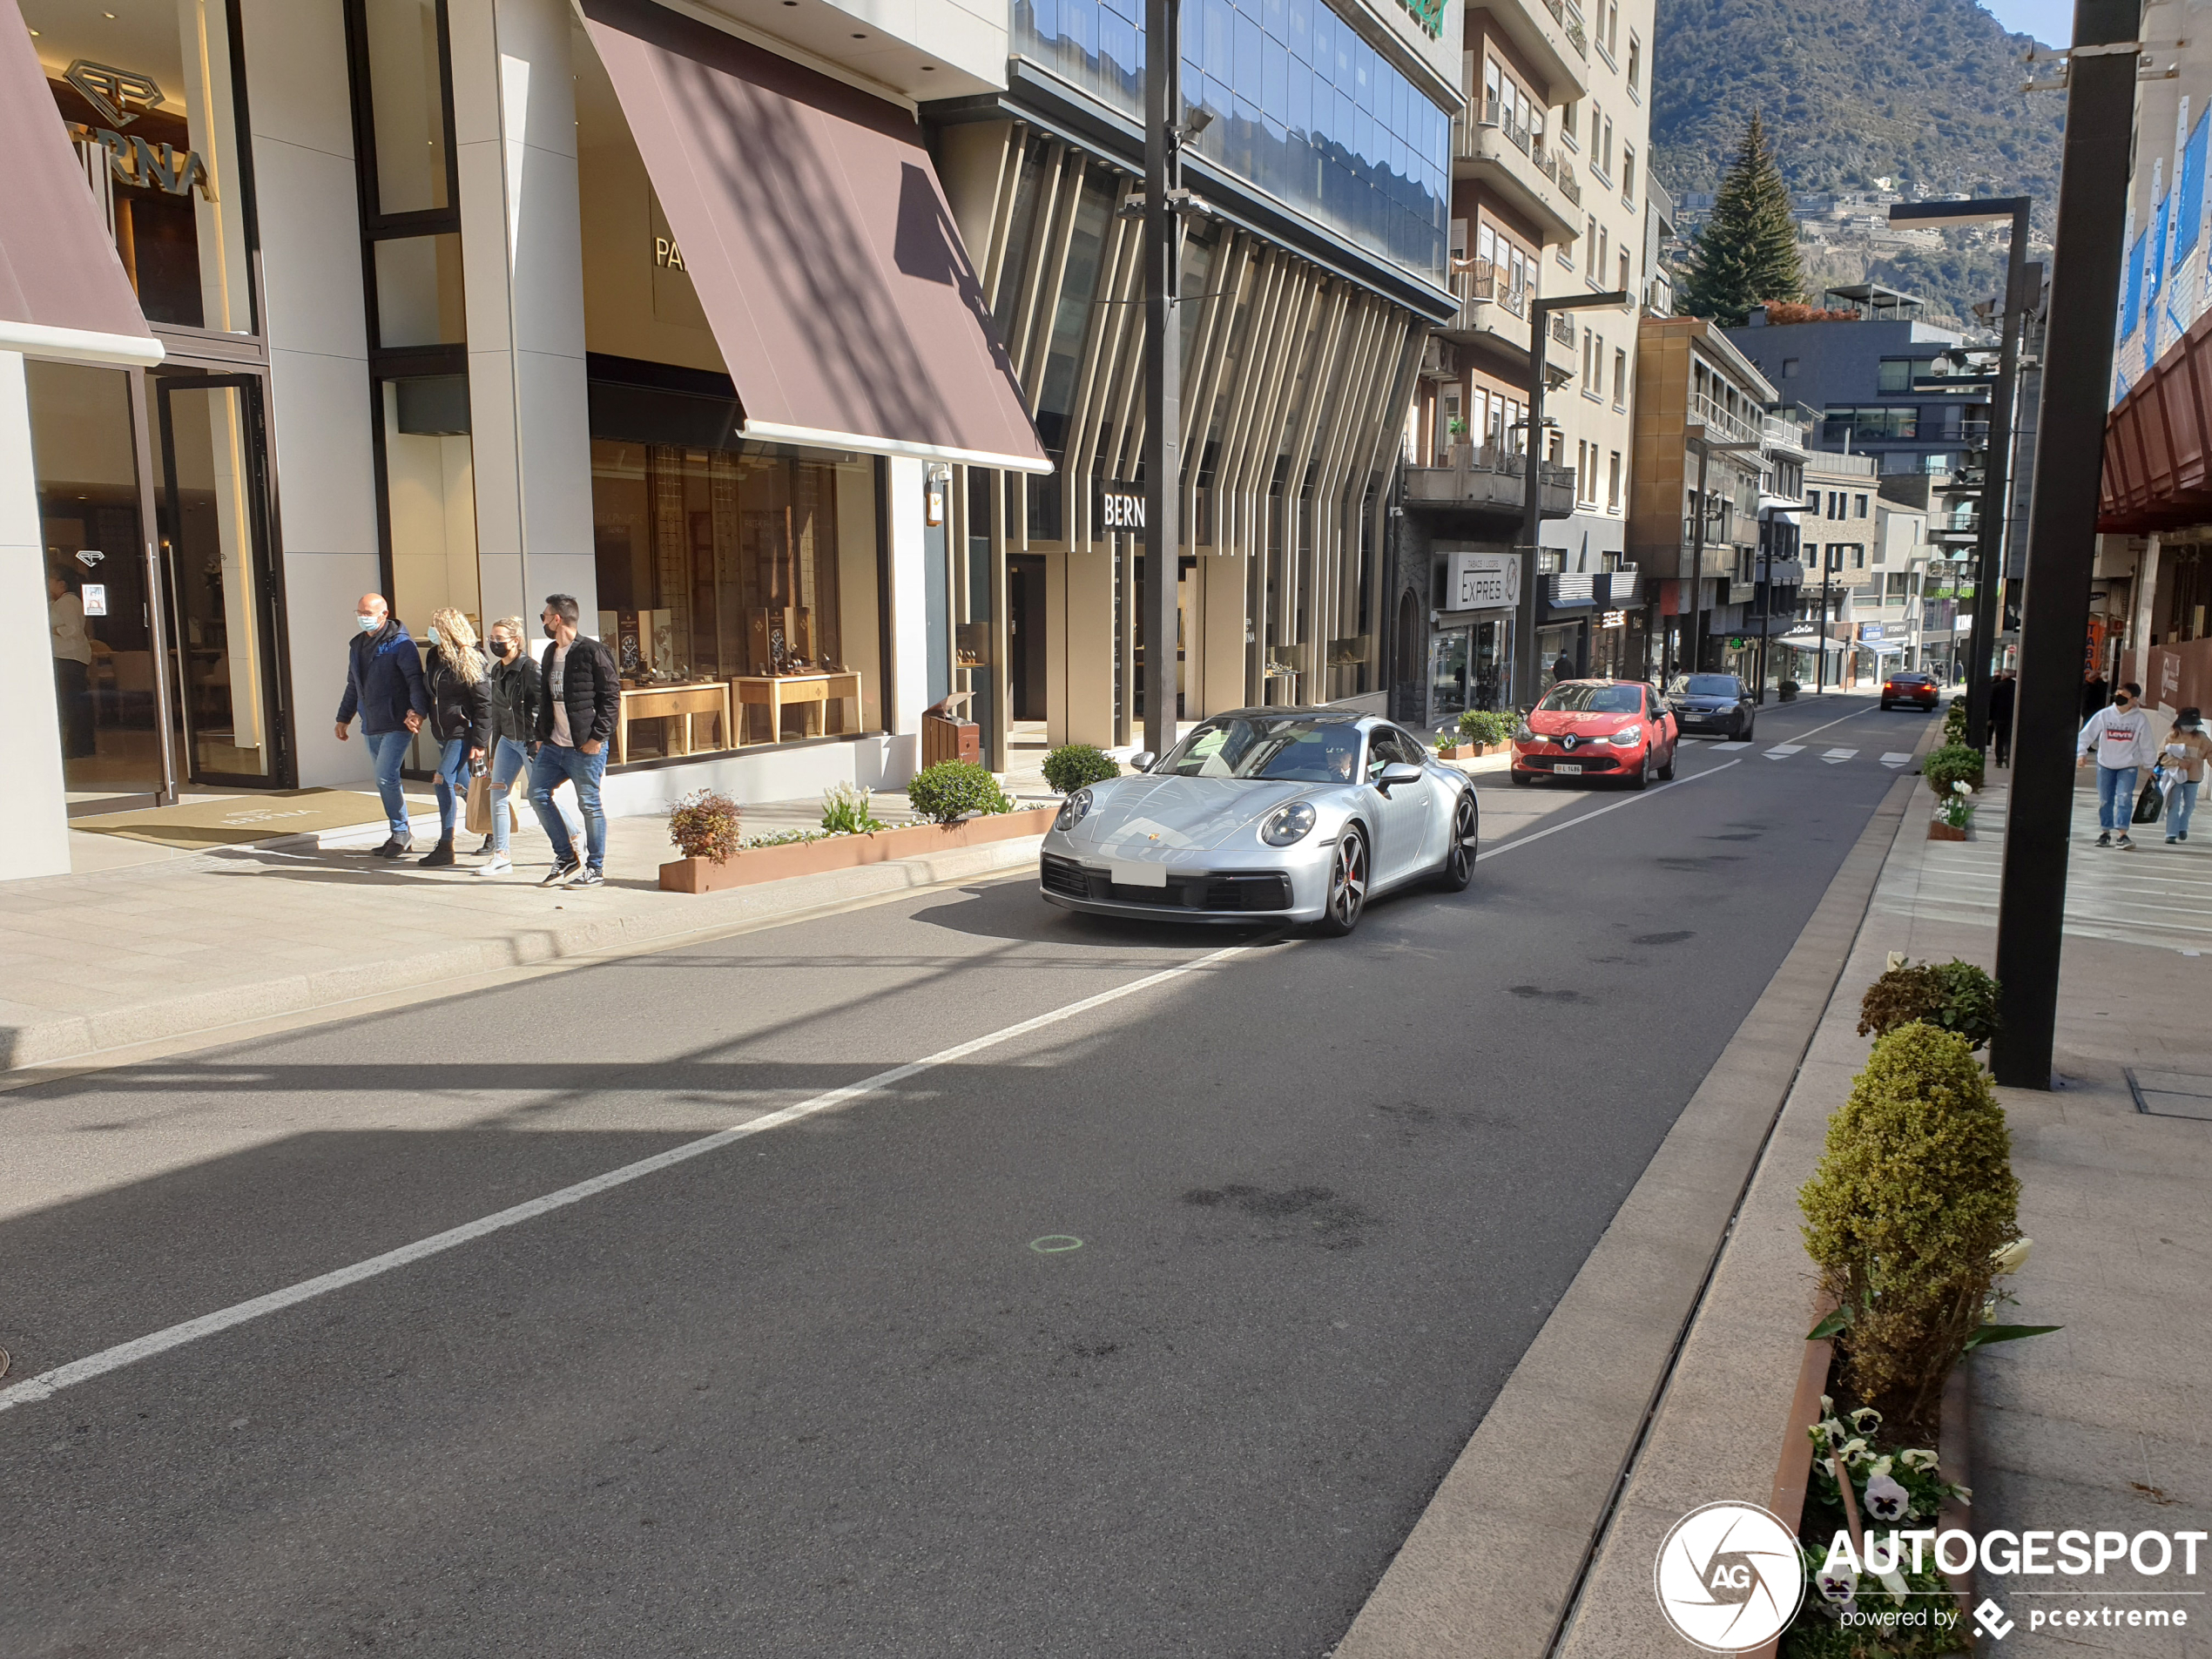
[1556,161,1581,206]
[1551,309,1576,347]
[1690,392,1760,446]
[1453,260,1527,319]
[1562,0,1588,54]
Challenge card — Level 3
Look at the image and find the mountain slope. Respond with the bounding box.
[1650,0,2064,219]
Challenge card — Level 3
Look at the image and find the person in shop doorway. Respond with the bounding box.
[2077,680,2155,850]
[48,568,95,759]
[476,616,541,878]
[2160,707,2211,844]
[2082,671,2109,722]
[1989,671,2018,768]
[419,607,492,868]
[529,594,620,888]
[1553,650,1576,686]
[335,594,429,857]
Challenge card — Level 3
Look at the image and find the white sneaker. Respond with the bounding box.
[478,853,513,878]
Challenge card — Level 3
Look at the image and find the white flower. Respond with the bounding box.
[1953,779,1974,795]
[1898,1448,1940,1473]
[1992,1238,2033,1276]
[1865,1472,1911,1522]
[1839,1437,1870,1463]
[1817,1566,1858,1604]
[1952,1485,1973,1507]
[1877,1564,1911,1605]
[1867,1455,1894,1480]
[1820,1393,1834,1415]
[1849,1406,1883,1432]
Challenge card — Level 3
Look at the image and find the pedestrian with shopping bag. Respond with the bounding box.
[2159,706,2212,845]
[473,615,541,878]
[2078,681,2156,849]
[419,607,493,868]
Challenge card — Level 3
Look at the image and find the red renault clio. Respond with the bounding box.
[1510,679,1679,789]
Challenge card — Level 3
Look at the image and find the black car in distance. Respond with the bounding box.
[1668,673,1756,742]
[1880,671,1940,711]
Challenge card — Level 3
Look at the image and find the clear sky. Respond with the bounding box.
[1979,0,2073,45]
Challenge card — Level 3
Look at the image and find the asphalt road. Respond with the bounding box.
[1,693,1929,1658]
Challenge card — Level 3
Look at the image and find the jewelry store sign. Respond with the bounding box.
[62,61,213,200]
[1100,487,1146,532]
[1444,551,1519,611]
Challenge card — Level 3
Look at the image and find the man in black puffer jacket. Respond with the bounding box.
[529,593,622,887]
[335,594,431,857]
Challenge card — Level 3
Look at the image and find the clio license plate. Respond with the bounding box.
[1553,763,1582,775]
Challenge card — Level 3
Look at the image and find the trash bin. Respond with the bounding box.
[921,696,980,766]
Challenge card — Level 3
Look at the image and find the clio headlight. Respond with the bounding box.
[1055,787,1094,832]
[1261,801,1318,847]
[1514,719,1536,743]
[1609,724,1643,746]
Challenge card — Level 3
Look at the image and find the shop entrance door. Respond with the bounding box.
[1008,554,1047,720]
[152,373,291,787]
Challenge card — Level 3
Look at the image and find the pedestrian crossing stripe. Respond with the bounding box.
[1823,748,1858,763]
[1713,742,1752,752]
[1765,745,1804,758]
[1881,752,1912,767]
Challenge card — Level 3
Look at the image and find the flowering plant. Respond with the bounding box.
[1934,780,1974,830]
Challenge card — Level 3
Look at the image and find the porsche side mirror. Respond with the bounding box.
[1379,762,1425,789]
[1128,750,1157,772]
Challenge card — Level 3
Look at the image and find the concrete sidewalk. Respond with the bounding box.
[1548,769,2212,1656]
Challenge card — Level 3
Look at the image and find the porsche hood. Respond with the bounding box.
[1065,775,1317,853]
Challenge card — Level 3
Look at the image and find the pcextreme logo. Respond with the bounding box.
[1653,1501,1807,1652]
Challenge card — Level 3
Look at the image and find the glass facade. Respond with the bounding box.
[1012,0,1448,283]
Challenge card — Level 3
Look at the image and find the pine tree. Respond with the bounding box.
[1677,111,1804,327]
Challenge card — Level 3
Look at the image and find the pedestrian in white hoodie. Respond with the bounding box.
[2078,680,2156,848]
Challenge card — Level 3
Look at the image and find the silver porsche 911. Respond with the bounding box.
[1037,709,1479,935]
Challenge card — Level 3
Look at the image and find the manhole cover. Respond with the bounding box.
[2126,1069,2212,1121]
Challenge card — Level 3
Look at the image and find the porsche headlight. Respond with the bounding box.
[1260,801,1318,846]
[1609,724,1643,747]
[1055,787,1094,832]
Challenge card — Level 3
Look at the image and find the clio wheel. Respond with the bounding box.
[1439,791,1477,892]
[1317,827,1368,936]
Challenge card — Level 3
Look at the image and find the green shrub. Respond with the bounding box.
[1944,695,1971,745]
[1800,1024,2020,1431]
[905,759,1015,823]
[669,789,741,863]
[819,781,887,835]
[1922,743,1984,799]
[1042,743,1119,793]
[1457,708,1518,745]
[1858,958,2000,1049]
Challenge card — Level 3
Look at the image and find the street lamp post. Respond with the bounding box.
[1681,428,1762,686]
[1512,291,1630,708]
[1141,0,1186,761]
[1993,0,2136,1088]
[1888,196,2033,752]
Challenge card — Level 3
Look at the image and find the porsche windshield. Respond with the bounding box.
[1157,718,1364,782]
[1537,684,1643,713]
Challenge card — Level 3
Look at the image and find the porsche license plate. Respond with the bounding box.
[1110,858,1170,887]
[1553,763,1583,775]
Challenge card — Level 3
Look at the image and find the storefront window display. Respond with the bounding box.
[1428,617,1508,721]
[589,438,883,759]
[32,0,255,334]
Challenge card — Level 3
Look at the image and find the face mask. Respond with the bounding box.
[356,615,380,633]
[489,640,512,659]
[543,622,560,639]
[427,628,442,647]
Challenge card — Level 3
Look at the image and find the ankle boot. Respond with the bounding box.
[420,836,456,867]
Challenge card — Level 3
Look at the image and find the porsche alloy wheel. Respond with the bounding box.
[1318,828,1368,936]
[1439,791,1477,892]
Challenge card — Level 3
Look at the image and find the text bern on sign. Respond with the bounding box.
[1100,487,1146,532]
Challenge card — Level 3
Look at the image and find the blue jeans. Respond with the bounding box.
[529,742,607,870]
[2097,765,2139,832]
[363,727,413,838]
[433,737,476,838]
[2171,779,2200,839]
[488,737,530,853]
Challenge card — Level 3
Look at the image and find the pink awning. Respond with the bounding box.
[0,0,159,364]
[581,0,1048,473]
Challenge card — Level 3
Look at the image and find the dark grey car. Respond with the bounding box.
[1667,673,1756,741]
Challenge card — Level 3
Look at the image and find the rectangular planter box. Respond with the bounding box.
[1928,819,1971,841]
[660,805,1059,894]
[1440,741,1508,759]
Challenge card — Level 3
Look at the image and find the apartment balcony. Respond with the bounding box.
[1440,264,1580,381]
[1404,442,1575,517]
[1688,393,1761,448]
[1479,0,1590,103]
[1452,99,1581,246]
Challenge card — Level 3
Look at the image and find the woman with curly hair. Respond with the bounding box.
[420,606,492,867]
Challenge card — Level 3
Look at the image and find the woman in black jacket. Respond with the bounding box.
[421,606,493,867]
[475,616,542,875]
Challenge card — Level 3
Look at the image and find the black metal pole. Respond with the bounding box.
[1966,202,2033,751]
[1993,0,2137,1089]
[1818,552,1831,693]
[1687,437,1710,678]
[1142,0,1182,758]
[1513,306,1550,709]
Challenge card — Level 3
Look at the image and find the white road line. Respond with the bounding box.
[1476,760,1743,862]
[1783,706,1893,745]
[1765,745,1805,758]
[1712,742,1753,752]
[1881,752,1912,767]
[0,761,1756,1418]
[0,936,1272,1416]
[1823,748,1858,763]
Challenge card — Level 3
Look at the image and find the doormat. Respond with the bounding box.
[70,790,428,849]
